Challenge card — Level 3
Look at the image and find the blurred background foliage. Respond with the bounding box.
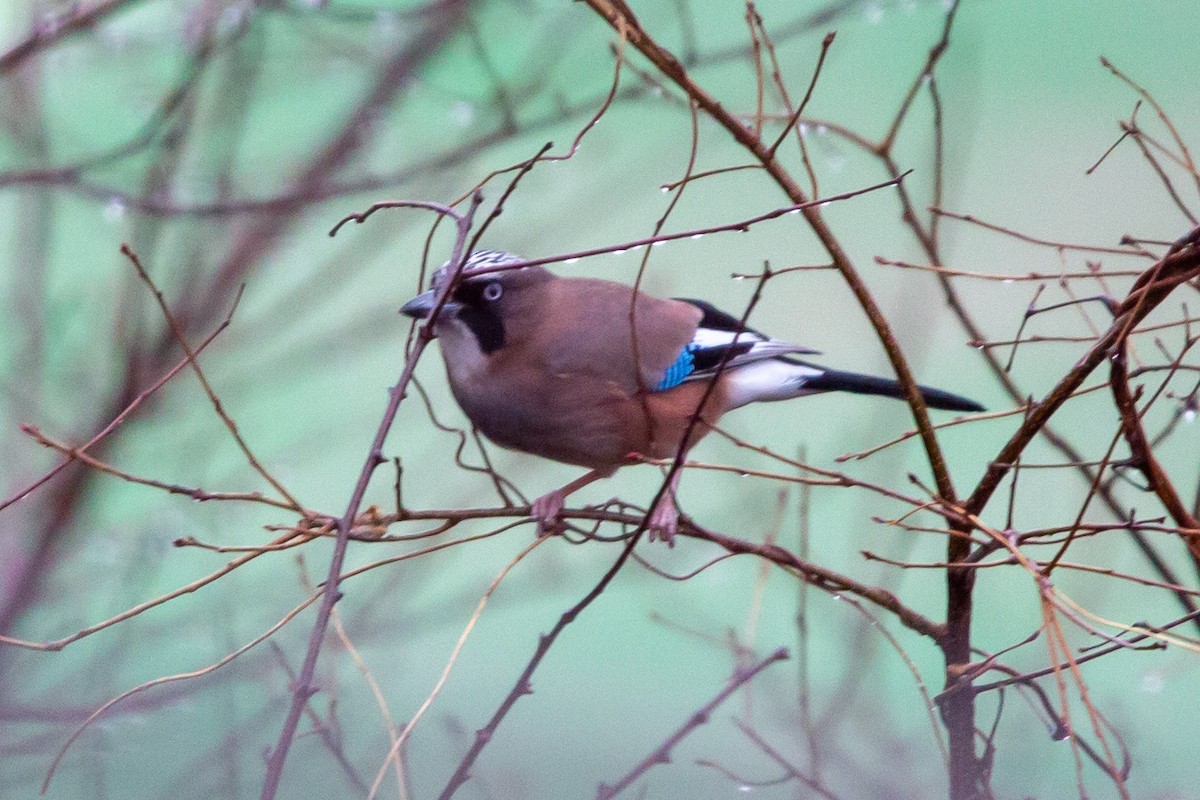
[1,0,1198,798]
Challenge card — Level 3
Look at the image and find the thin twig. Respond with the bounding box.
[595,648,789,799]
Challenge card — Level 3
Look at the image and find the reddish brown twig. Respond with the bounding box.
[260,192,482,800]
[595,647,789,799]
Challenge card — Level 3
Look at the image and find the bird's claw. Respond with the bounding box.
[646,496,679,547]
[530,490,566,537]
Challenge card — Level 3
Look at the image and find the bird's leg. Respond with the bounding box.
[530,469,607,536]
[646,470,683,547]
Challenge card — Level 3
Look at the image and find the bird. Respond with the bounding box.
[401,249,984,544]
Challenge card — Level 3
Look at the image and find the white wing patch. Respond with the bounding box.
[689,326,767,349]
[722,359,827,409]
[684,325,820,376]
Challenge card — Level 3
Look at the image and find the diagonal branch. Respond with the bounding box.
[259,194,482,800]
[596,648,790,799]
[1109,347,1200,565]
[581,0,956,504]
[967,236,1200,516]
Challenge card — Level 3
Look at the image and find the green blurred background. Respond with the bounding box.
[2,1,1198,798]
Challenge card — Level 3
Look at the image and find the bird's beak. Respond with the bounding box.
[400,289,461,320]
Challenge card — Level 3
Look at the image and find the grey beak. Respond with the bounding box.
[400,289,437,319]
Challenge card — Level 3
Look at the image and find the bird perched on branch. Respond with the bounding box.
[402,249,983,544]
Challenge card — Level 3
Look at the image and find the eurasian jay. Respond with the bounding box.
[401,249,983,543]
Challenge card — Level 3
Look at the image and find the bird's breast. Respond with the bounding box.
[441,351,730,471]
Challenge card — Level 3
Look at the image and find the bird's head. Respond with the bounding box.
[400,250,553,354]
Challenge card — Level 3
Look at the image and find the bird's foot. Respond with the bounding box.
[529,470,608,537]
[530,490,567,537]
[646,496,679,547]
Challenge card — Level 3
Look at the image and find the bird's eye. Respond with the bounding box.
[482,281,503,301]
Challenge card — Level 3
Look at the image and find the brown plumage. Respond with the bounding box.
[402,250,983,543]
[436,270,721,470]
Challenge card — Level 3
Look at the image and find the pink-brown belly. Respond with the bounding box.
[451,369,729,470]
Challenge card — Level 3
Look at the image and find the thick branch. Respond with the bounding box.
[967,238,1200,516]
[1109,349,1200,564]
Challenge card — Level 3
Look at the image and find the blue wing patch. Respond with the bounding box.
[655,344,697,391]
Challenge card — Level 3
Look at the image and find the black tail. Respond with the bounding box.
[803,367,984,413]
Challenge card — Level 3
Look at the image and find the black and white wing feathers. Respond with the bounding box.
[656,299,984,413]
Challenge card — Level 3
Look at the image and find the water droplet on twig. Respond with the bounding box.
[103,197,127,223]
